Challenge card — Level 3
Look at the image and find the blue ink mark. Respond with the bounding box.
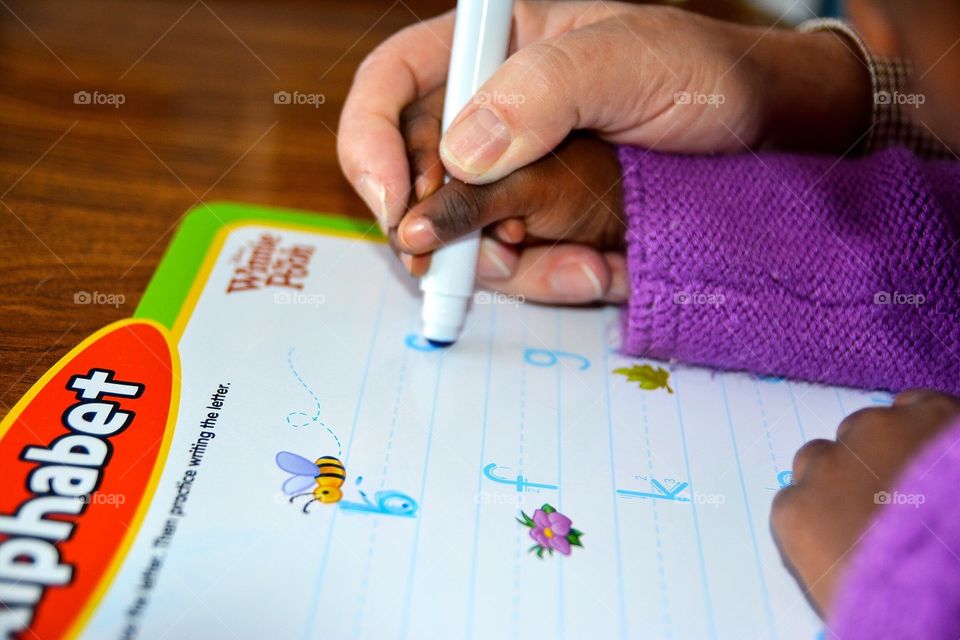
[617,478,690,502]
[757,374,786,384]
[285,348,342,457]
[871,393,893,406]
[404,333,441,352]
[523,347,590,371]
[777,470,794,488]
[339,490,419,518]
[483,462,558,493]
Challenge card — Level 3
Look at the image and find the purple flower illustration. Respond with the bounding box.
[530,509,573,555]
[518,504,584,558]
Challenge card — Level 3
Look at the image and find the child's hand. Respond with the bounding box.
[339,0,870,231]
[771,390,960,616]
[392,87,625,304]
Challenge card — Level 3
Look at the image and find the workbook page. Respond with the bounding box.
[81,219,884,640]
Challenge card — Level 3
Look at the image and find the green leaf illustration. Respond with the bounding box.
[613,364,674,394]
[541,503,556,514]
[517,511,535,527]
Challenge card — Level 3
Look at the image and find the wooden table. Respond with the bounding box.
[0,0,767,413]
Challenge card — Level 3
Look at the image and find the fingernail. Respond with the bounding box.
[478,237,512,279]
[551,263,603,299]
[440,108,510,177]
[357,173,389,230]
[400,217,436,251]
[607,265,629,302]
[414,174,431,201]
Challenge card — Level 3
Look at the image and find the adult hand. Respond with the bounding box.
[339,0,870,231]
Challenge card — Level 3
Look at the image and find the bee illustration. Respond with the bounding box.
[275,451,346,513]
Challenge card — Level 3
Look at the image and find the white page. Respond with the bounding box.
[83,223,887,640]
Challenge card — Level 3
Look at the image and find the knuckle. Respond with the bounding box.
[792,439,833,477]
[893,388,934,406]
[400,101,439,136]
[431,184,484,238]
[836,407,885,441]
[525,41,579,95]
[770,486,802,534]
[354,45,392,79]
[406,147,434,174]
[896,388,960,412]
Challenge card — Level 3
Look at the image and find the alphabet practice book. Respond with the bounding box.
[0,203,887,639]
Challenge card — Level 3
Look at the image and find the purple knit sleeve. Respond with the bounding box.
[828,416,960,639]
[618,145,960,394]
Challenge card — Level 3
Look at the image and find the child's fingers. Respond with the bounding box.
[493,218,526,244]
[396,173,539,254]
[337,11,455,230]
[476,243,627,305]
[401,88,446,202]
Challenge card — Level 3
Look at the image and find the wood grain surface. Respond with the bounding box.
[0,0,767,414]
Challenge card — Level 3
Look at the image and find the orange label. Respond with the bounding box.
[0,319,179,638]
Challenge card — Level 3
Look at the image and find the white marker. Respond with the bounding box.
[420,0,514,347]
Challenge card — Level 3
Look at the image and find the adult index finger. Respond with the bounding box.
[337,11,455,230]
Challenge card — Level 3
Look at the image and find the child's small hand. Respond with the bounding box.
[771,390,960,616]
[392,90,625,304]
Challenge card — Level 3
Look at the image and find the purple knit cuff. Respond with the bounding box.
[615,144,960,393]
[617,146,679,360]
[829,416,960,639]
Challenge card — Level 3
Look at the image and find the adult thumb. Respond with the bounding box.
[439,24,630,184]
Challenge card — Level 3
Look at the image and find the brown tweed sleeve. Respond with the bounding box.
[798,18,952,158]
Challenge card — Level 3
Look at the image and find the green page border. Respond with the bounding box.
[135,202,381,329]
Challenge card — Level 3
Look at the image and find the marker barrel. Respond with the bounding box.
[420,0,514,344]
